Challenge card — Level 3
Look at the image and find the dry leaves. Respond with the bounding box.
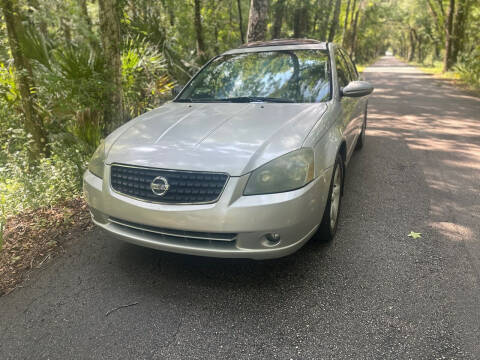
[0,197,92,296]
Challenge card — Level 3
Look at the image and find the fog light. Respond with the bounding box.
[265,233,281,243]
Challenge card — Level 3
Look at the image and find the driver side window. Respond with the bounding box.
[335,51,350,90]
[340,49,358,81]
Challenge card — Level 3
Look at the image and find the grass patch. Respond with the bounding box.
[410,60,459,78]
[356,57,382,74]
[405,59,479,95]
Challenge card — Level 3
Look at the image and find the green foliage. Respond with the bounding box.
[0,199,4,250]
[1,0,478,221]
[0,62,19,106]
[43,45,106,147]
[388,0,479,88]
[455,49,480,89]
[0,63,22,165]
[122,37,172,117]
[0,128,89,216]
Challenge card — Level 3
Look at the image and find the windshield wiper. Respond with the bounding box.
[222,96,295,103]
[176,97,295,103]
[175,98,222,103]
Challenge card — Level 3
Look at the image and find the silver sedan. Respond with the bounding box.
[83,39,373,259]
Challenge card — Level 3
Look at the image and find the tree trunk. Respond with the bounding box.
[327,0,341,42]
[293,0,309,38]
[78,0,99,49]
[443,0,455,72]
[319,0,334,40]
[349,0,357,29]
[408,28,417,62]
[451,0,468,62]
[417,34,423,62]
[246,0,269,42]
[1,0,49,160]
[98,0,125,134]
[167,0,175,26]
[271,0,286,39]
[427,0,444,43]
[342,0,351,46]
[193,0,207,62]
[79,0,92,27]
[237,0,245,43]
[349,6,360,57]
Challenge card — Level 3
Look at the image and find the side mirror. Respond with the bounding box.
[341,81,374,97]
[172,85,183,98]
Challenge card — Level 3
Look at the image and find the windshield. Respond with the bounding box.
[176,50,331,103]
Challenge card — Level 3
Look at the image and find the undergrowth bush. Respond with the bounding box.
[455,48,480,89]
[0,127,89,217]
[0,36,175,220]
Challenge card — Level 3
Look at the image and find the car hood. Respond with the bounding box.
[106,102,327,176]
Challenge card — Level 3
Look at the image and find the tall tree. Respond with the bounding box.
[79,0,92,27]
[427,0,444,42]
[443,0,455,71]
[98,0,124,133]
[293,0,310,38]
[342,0,351,46]
[194,0,207,62]
[237,0,245,43]
[318,0,334,40]
[271,0,286,39]
[246,0,269,42]
[408,27,417,62]
[1,0,49,159]
[451,0,469,62]
[328,0,341,42]
[349,0,361,57]
[78,0,99,50]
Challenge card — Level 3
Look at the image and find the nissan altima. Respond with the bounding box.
[83,39,373,259]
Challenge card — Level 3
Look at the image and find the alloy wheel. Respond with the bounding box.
[329,165,342,230]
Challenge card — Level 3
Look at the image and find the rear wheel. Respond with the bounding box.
[316,154,344,242]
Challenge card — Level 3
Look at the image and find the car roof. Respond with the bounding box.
[238,38,326,48]
[222,39,329,55]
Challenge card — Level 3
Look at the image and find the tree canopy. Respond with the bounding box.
[0,0,479,216]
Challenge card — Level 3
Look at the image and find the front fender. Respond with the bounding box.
[303,102,345,177]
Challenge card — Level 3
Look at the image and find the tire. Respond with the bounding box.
[355,103,368,150]
[316,154,344,242]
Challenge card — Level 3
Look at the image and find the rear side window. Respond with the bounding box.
[335,51,350,89]
[340,49,358,81]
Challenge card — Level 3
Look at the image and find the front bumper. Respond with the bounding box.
[83,165,332,260]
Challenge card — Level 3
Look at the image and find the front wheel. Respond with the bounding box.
[316,154,344,242]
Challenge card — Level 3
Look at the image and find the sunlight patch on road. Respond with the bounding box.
[363,66,422,73]
[429,222,474,242]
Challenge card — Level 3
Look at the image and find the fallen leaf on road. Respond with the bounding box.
[408,231,422,239]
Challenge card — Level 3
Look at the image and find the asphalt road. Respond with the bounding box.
[1,56,479,359]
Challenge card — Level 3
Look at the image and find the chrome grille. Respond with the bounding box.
[110,164,228,204]
[109,217,237,244]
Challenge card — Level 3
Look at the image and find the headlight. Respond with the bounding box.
[88,141,105,179]
[244,148,314,195]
